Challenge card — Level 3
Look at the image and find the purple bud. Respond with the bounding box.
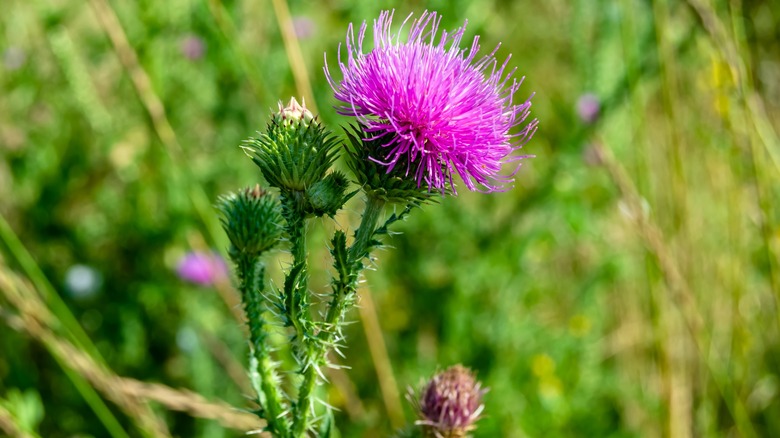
[416,365,486,437]
[180,34,206,61]
[176,251,228,286]
[576,93,600,124]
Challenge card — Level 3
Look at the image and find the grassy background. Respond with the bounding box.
[2,0,780,436]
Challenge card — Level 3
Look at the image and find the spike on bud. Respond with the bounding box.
[217,185,283,259]
[414,365,486,438]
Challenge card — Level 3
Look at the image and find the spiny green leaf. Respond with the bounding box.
[330,231,349,281]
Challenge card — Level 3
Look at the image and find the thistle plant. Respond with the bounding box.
[217,10,536,437]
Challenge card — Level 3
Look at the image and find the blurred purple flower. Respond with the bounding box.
[416,365,486,437]
[325,10,537,193]
[292,16,316,39]
[3,47,26,71]
[176,251,228,286]
[576,93,600,124]
[180,34,206,61]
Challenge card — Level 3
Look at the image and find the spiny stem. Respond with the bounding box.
[291,343,320,437]
[235,254,291,437]
[291,195,386,436]
[348,195,386,263]
[282,191,309,344]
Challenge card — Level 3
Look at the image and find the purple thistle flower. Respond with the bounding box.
[415,365,487,437]
[576,92,600,124]
[176,251,228,286]
[180,34,206,61]
[325,10,537,193]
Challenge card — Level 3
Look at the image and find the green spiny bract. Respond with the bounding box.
[306,171,355,218]
[217,185,283,260]
[344,124,435,205]
[245,98,341,193]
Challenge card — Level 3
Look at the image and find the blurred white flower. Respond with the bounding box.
[64,264,102,299]
[176,326,199,353]
[3,47,26,71]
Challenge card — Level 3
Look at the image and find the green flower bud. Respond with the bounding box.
[244,98,340,192]
[217,185,283,259]
[344,124,434,204]
[305,171,354,218]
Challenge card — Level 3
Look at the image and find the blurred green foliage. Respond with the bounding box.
[2,0,780,437]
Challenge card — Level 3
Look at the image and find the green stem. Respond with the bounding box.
[235,254,290,437]
[291,195,386,436]
[282,191,309,343]
[291,343,319,437]
[348,195,386,264]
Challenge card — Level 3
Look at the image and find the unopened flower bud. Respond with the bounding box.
[306,171,353,217]
[416,365,486,438]
[245,98,339,192]
[217,185,283,259]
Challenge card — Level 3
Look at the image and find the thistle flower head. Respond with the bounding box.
[414,365,486,437]
[325,10,538,194]
[217,185,283,259]
[245,98,339,192]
